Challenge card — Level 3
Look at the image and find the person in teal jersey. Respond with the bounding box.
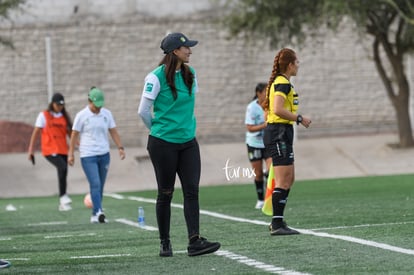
[138,32,220,257]
[245,83,272,209]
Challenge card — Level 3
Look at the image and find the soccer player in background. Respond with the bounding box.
[245,82,272,209]
[68,87,125,223]
[27,93,73,211]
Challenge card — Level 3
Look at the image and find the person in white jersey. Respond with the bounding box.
[245,83,272,209]
[138,32,220,257]
[68,87,125,223]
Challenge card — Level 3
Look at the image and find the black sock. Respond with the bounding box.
[272,188,288,228]
[255,180,264,200]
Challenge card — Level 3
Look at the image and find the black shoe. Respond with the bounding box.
[0,259,11,269]
[159,239,173,257]
[268,221,287,231]
[187,237,221,257]
[269,223,300,236]
[97,210,107,223]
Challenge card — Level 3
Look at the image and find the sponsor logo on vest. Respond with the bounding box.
[145,83,154,92]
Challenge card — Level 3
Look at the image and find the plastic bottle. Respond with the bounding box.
[138,206,145,228]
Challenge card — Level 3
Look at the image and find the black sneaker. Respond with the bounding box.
[187,237,220,257]
[97,210,107,223]
[268,221,287,231]
[0,259,11,269]
[269,223,300,236]
[159,239,173,257]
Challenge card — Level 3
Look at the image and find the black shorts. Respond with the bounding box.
[246,145,270,162]
[263,123,294,166]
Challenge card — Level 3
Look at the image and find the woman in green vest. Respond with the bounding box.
[138,32,220,257]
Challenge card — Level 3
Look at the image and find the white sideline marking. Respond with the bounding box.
[161,250,311,274]
[6,258,30,261]
[0,237,12,241]
[114,195,311,274]
[113,195,414,256]
[310,221,414,231]
[200,209,414,256]
[115,218,158,231]
[216,250,311,275]
[200,209,266,225]
[299,229,414,255]
[45,233,97,239]
[127,195,183,210]
[177,249,311,274]
[174,250,188,254]
[104,193,125,199]
[28,221,68,226]
[71,254,131,259]
[127,196,157,204]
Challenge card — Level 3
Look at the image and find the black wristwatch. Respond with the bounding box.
[296,114,303,125]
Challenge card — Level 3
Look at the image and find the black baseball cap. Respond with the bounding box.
[51,93,65,105]
[160,32,198,54]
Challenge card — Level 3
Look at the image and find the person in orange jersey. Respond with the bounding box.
[28,93,73,211]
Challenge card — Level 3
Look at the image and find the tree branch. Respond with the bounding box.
[373,38,396,103]
[395,17,406,55]
[382,0,414,24]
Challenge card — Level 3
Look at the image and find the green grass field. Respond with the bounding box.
[1,174,414,274]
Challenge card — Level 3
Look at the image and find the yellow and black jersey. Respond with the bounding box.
[267,75,299,124]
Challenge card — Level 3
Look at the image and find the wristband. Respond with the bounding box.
[296,114,303,125]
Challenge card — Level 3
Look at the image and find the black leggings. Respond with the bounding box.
[147,136,201,241]
[45,154,68,197]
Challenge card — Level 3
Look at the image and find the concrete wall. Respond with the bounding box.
[1,0,409,147]
[3,0,213,24]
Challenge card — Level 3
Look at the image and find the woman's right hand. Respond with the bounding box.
[68,155,75,166]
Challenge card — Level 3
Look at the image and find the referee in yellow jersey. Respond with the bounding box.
[263,48,311,235]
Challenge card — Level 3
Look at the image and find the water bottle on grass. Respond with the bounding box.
[138,206,145,228]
